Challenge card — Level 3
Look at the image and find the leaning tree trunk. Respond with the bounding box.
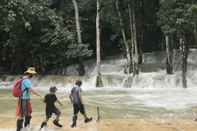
[72,0,82,44]
[72,0,85,76]
[96,0,103,87]
[129,1,139,76]
[165,35,173,74]
[115,0,132,74]
[180,37,188,88]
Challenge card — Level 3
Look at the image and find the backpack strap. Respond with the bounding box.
[20,78,29,97]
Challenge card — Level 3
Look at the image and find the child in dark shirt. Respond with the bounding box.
[40,86,63,129]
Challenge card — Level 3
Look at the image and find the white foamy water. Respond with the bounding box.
[127,88,197,109]
[1,50,197,111]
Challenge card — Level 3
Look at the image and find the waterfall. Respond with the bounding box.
[1,49,197,90]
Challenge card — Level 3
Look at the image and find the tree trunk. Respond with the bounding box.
[138,41,143,64]
[194,24,197,45]
[72,0,82,44]
[129,1,139,76]
[165,35,173,74]
[180,37,188,88]
[10,48,18,73]
[72,0,85,76]
[115,0,132,74]
[132,7,139,76]
[96,0,103,87]
[136,0,144,64]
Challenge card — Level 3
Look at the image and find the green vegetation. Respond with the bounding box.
[0,0,92,74]
[0,0,196,77]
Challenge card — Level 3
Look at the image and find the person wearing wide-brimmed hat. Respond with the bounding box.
[16,67,41,131]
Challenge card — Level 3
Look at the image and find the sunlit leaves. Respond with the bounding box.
[158,0,197,35]
[0,0,92,73]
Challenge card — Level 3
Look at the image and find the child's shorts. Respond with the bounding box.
[46,107,61,119]
[73,103,85,115]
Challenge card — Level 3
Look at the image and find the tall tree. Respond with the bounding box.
[115,0,132,73]
[158,0,197,88]
[128,1,139,76]
[72,0,85,76]
[165,35,173,74]
[72,0,82,45]
[180,36,188,88]
[96,0,104,87]
[135,0,144,64]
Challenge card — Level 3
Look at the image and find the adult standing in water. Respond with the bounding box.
[69,80,92,128]
[16,67,41,131]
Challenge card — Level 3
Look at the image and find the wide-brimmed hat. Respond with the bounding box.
[24,67,37,74]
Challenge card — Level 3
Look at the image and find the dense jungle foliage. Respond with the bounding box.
[0,0,196,74]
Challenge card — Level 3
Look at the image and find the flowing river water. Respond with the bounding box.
[1,50,197,130]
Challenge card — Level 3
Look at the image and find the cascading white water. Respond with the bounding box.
[1,49,197,111]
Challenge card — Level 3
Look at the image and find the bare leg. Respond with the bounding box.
[55,112,61,121]
[82,113,88,119]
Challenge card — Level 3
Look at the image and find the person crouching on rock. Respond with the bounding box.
[40,86,63,129]
[69,80,92,128]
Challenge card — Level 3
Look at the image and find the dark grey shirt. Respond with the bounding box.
[71,85,82,104]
